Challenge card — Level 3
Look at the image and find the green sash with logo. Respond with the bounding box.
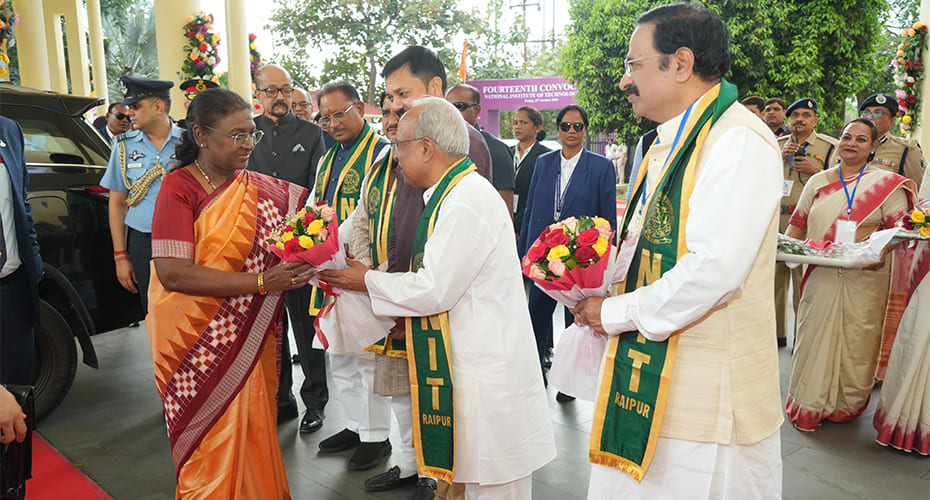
[406,157,475,482]
[590,80,737,481]
[309,121,381,315]
[361,151,407,358]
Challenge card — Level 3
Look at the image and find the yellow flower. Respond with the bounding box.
[250,42,256,50]
[196,33,204,41]
[921,226,930,237]
[281,232,294,242]
[212,33,220,44]
[907,28,916,37]
[916,21,925,30]
[276,241,285,250]
[592,216,610,227]
[306,219,324,234]
[593,237,609,256]
[298,236,315,249]
[547,245,570,261]
[902,115,913,125]
[913,210,927,223]
[190,51,199,61]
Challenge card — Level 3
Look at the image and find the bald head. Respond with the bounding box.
[445,84,482,127]
[254,64,291,88]
[254,65,294,123]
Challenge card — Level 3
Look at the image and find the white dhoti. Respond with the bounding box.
[587,430,782,500]
[328,351,392,441]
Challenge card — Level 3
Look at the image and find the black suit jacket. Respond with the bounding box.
[97,125,114,145]
[511,141,552,234]
[0,116,42,322]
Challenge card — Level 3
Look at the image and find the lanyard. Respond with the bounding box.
[840,164,867,217]
[638,100,696,216]
[554,156,578,220]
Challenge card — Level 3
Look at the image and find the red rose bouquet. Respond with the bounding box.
[268,203,340,266]
[522,215,618,401]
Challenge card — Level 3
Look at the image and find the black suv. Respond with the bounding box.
[1,83,144,419]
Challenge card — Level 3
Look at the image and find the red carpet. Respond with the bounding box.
[27,434,112,499]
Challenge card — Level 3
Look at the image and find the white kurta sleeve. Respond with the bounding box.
[365,182,499,317]
[600,127,782,341]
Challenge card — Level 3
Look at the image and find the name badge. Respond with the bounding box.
[128,163,143,169]
[782,180,794,197]
[835,220,856,245]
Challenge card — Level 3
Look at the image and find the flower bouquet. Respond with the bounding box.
[268,203,340,265]
[522,216,618,401]
[900,205,930,238]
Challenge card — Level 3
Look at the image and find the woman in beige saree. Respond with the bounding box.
[785,118,916,432]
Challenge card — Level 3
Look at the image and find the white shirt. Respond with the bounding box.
[0,158,22,278]
[365,171,556,484]
[602,103,783,341]
[559,148,582,194]
[513,141,536,172]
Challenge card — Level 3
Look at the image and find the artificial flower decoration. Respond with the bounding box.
[180,12,221,82]
[249,33,262,77]
[893,21,928,135]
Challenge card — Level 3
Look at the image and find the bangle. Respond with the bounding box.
[114,254,130,262]
[257,272,267,295]
[114,250,128,256]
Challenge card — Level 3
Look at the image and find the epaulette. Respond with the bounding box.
[114,129,141,142]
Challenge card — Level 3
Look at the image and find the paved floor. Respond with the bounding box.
[38,321,929,500]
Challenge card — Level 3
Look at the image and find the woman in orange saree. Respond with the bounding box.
[785,118,916,432]
[147,89,312,499]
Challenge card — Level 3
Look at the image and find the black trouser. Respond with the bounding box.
[528,285,574,372]
[0,267,35,385]
[278,286,328,412]
[127,228,152,314]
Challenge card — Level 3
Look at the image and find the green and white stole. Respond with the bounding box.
[309,121,381,315]
[406,157,475,482]
[362,151,407,358]
[589,80,737,481]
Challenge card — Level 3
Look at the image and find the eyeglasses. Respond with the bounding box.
[390,137,424,152]
[319,103,357,127]
[624,54,665,75]
[258,87,294,98]
[202,125,264,146]
[115,113,129,121]
[559,122,585,132]
[860,110,887,119]
[292,101,311,109]
[450,102,478,112]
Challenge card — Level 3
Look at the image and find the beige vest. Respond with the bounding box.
[658,104,784,446]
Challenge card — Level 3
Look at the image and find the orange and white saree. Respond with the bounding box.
[147,169,305,499]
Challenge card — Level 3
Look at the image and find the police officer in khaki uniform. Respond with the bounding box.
[859,93,925,190]
[775,98,838,347]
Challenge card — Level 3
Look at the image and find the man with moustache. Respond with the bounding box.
[98,102,131,144]
[775,98,837,347]
[764,98,790,137]
[100,76,183,313]
[446,83,514,214]
[247,64,328,432]
[291,87,313,121]
[572,3,783,497]
[312,79,394,471]
[859,93,925,189]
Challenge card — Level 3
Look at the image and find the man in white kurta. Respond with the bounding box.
[573,5,784,499]
[322,97,555,499]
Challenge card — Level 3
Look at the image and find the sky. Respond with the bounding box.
[202,0,571,77]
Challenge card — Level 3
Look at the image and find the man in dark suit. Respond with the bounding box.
[97,102,131,145]
[0,116,43,387]
[517,104,617,386]
[511,106,551,239]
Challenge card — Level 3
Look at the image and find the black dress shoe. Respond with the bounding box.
[556,391,576,403]
[299,408,324,433]
[348,439,392,470]
[364,465,417,491]
[277,402,298,424]
[318,428,360,453]
[413,477,437,500]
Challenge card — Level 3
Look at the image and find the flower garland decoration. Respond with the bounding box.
[249,33,262,77]
[893,21,928,135]
[0,0,19,79]
[180,12,221,82]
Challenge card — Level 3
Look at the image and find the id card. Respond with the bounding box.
[782,180,794,197]
[835,220,857,244]
[128,162,143,169]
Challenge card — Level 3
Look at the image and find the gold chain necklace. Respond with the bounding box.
[194,160,217,190]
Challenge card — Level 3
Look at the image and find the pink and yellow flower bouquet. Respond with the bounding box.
[267,203,340,266]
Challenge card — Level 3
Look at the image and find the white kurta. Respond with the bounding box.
[365,171,556,485]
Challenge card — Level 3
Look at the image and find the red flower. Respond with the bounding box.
[544,228,569,247]
[200,42,209,52]
[908,95,917,104]
[903,218,915,230]
[906,82,915,87]
[527,243,548,263]
[917,62,924,69]
[284,237,303,254]
[577,228,600,246]
[302,211,316,226]
[576,246,599,266]
[249,33,257,40]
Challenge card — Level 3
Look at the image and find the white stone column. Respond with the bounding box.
[86,0,107,112]
[224,0,251,102]
[154,0,204,106]
[60,0,91,97]
[11,0,52,89]
[44,7,68,92]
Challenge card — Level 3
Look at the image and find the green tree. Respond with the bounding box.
[268,0,482,105]
[103,5,159,104]
[463,0,525,82]
[561,0,889,143]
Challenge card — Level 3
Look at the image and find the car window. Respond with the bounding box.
[5,111,108,166]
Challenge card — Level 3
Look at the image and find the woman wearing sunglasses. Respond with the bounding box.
[516,104,618,396]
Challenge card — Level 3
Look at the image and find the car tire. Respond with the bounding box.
[33,300,78,421]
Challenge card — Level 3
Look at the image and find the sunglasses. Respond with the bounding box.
[115,113,130,121]
[559,122,585,132]
[451,102,478,111]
